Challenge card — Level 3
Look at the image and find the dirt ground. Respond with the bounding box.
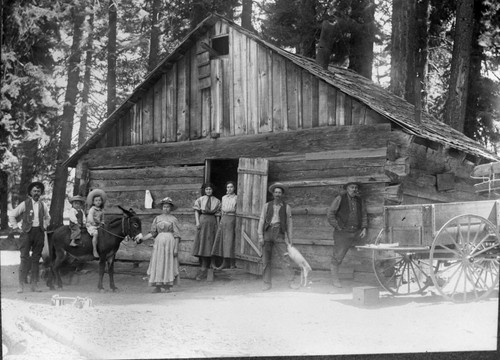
[1,250,499,360]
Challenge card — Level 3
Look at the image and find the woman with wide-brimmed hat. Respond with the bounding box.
[140,197,181,293]
[191,182,221,280]
[86,189,107,258]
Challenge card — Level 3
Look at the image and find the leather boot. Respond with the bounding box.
[30,282,42,292]
[17,282,24,293]
[330,264,342,288]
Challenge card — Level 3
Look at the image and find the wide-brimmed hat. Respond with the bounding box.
[159,197,176,210]
[86,189,107,207]
[268,182,287,194]
[69,195,85,204]
[27,181,45,195]
[343,181,361,189]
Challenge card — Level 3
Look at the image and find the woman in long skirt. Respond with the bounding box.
[211,181,237,270]
[192,183,221,280]
[141,197,181,293]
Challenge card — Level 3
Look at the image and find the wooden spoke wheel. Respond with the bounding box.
[430,214,500,303]
[372,229,435,295]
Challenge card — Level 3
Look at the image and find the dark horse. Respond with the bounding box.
[46,206,142,292]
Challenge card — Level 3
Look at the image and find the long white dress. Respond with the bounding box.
[147,214,181,287]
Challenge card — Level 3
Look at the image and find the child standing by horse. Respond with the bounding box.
[68,195,86,247]
[86,189,106,258]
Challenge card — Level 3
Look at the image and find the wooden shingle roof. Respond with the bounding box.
[65,13,499,167]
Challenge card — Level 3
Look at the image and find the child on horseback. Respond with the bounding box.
[68,195,86,247]
[86,189,107,258]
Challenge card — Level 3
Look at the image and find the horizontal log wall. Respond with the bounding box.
[98,20,388,150]
[85,124,397,271]
[402,141,489,204]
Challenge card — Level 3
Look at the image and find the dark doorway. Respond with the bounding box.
[205,159,239,200]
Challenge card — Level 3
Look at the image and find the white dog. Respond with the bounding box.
[285,243,312,287]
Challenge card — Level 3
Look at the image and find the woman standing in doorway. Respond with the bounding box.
[192,183,221,280]
[211,181,237,270]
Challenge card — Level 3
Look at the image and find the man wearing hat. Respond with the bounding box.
[68,195,86,247]
[327,181,367,288]
[257,182,295,291]
[8,181,51,293]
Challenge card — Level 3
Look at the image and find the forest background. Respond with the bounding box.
[1,0,500,229]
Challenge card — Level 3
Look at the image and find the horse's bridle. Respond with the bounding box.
[99,215,135,240]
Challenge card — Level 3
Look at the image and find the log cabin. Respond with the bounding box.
[64,14,500,279]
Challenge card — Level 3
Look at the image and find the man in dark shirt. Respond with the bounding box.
[327,182,367,288]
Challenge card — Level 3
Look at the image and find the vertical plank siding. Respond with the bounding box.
[115,21,379,150]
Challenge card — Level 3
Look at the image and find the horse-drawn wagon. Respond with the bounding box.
[359,199,500,302]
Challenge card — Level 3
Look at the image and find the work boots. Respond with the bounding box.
[330,264,342,288]
[30,282,42,292]
[17,282,24,293]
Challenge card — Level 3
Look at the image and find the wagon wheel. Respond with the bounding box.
[372,229,436,295]
[430,214,500,303]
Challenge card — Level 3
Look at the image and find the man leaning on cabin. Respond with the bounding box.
[8,181,51,293]
[257,182,295,291]
[327,181,367,288]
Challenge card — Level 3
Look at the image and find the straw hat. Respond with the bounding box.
[86,189,107,207]
[268,182,287,194]
[159,197,176,210]
[69,195,86,204]
[27,181,45,195]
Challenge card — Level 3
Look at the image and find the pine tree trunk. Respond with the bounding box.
[15,139,38,206]
[241,0,254,32]
[0,170,8,230]
[50,7,85,227]
[190,2,206,29]
[298,0,317,58]
[74,11,94,196]
[443,0,475,132]
[316,20,336,69]
[390,0,414,100]
[107,0,117,117]
[464,0,484,140]
[147,0,161,72]
[348,0,375,79]
[415,0,429,109]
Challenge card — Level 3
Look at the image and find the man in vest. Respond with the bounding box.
[9,181,51,293]
[327,181,367,288]
[257,182,295,291]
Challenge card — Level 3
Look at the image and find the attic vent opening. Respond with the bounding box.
[211,35,229,56]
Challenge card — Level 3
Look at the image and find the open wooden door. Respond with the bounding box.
[235,158,268,275]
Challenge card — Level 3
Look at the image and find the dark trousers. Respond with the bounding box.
[19,227,45,285]
[262,226,294,285]
[331,229,363,266]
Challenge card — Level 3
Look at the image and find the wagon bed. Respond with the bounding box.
[358,200,500,302]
